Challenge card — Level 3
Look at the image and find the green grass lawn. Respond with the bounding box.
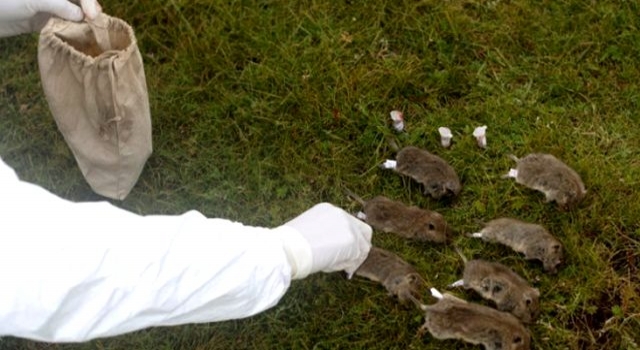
[1,0,639,349]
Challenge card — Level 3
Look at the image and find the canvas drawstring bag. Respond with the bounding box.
[38,13,152,200]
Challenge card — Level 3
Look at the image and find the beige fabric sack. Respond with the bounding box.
[38,13,152,200]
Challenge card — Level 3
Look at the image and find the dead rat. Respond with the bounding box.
[470,217,564,274]
[449,248,540,323]
[345,189,451,243]
[354,246,425,306]
[504,153,586,210]
[381,145,462,199]
[418,288,531,350]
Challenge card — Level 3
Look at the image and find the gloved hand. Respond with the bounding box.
[283,203,372,279]
[0,0,102,37]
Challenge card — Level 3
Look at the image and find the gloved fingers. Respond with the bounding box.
[0,12,54,37]
[79,0,102,20]
[340,217,372,278]
[30,12,54,32]
[0,0,102,37]
[318,211,371,277]
[32,0,84,22]
[284,203,372,278]
[32,0,102,22]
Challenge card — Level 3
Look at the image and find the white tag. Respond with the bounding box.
[430,288,444,299]
[438,127,452,148]
[449,279,464,288]
[381,160,397,169]
[473,125,487,148]
[389,110,404,132]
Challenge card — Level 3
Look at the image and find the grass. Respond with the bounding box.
[1,0,639,349]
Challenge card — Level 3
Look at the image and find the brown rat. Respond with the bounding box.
[504,153,586,210]
[418,288,531,350]
[382,146,462,199]
[449,248,540,323]
[354,247,425,306]
[471,217,564,274]
[345,190,451,243]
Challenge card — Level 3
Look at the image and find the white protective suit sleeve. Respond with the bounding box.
[0,158,344,342]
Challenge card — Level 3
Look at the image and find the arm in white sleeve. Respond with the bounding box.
[0,158,313,342]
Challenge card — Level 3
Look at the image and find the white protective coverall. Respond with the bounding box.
[0,158,372,342]
[0,1,372,342]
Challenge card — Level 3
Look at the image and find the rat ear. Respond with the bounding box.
[533,288,540,297]
[426,182,441,194]
[391,276,404,287]
[513,335,523,344]
[445,180,460,194]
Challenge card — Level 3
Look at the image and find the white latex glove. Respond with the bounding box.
[283,203,372,279]
[0,0,102,37]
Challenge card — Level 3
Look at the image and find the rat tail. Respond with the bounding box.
[453,246,468,264]
[407,293,426,311]
[508,154,520,162]
[343,187,366,205]
[387,137,401,152]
